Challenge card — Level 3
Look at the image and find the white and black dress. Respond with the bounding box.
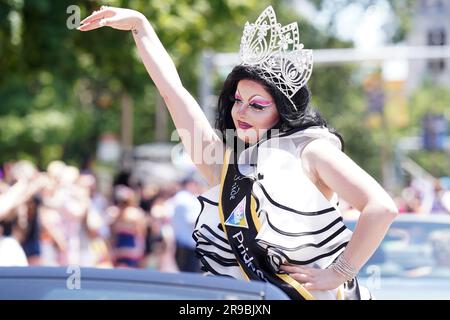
[193,126,365,300]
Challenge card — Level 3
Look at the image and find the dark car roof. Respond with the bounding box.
[0,267,289,300]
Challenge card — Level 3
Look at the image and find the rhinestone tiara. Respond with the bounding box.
[239,6,313,111]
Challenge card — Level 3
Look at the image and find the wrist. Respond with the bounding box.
[132,13,148,34]
[329,266,347,284]
[328,253,359,282]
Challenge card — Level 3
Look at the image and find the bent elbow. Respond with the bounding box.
[379,201,399,221]
[364,198,399,222]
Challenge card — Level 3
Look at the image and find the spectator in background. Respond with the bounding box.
[79,173,110,239]
[52,164,88,265]
[77,173,113,267]
[408,177,450,215]
[10,161,44,265]
[146,187,179,272]
[108,185,147,268]
[139,182,159,213]
[0,161,47,266]
[429,179,450,214]
[170,177,201,273]
[137,183,162,265]
[38,161,69,265]
[2,158,208,270]
[401,185,424,214]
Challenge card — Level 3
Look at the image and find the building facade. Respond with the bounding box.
[407,0,450,91]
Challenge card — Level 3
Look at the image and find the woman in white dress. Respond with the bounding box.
[79,5,398,300]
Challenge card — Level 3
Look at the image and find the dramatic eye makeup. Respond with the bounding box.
[233,91,272,110]
[249,97,272,107]
[248,96,272,111]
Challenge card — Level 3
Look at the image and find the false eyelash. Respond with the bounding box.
[250,104,265,110]
[231,97,266,110]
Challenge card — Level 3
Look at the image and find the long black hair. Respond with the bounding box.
[215,65,344,151]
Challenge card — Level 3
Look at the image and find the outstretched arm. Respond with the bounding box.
[78,7,223,186]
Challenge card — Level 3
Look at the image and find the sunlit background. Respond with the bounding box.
[1,0,450,299]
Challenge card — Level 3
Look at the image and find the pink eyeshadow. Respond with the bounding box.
[250,98,272,106]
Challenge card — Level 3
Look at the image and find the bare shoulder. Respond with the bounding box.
[301,138,342,161]
[300,138,396,212]
[300,138,341,200]
[300,138,341,176]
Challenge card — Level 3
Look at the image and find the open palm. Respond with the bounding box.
[78,6,144,31]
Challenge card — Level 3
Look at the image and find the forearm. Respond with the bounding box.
[130,15,222,184]
[341,200,398,272]
[79,7,223,185]
[131,16,216,135]
[132,16,182,93]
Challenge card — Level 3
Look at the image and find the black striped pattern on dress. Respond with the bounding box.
[256,225,348,252]
[255,181,336,216]
[261,211,344,237]
[266,241,349,266]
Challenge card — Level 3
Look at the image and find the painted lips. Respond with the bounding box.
[237,120,252,129]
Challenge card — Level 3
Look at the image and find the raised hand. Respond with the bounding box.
[77,5,144,32]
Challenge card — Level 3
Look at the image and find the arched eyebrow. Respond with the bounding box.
[236,89,272,102]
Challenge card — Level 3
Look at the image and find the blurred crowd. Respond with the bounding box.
[2,159,450,269]
[340,175,450,220]
[0,160,207,272]
[394,177,450,215]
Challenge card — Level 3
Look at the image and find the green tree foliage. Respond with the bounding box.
[410,150,450,177]
[0,0,385,182]
[308,0,416,44]
[0,0,267,168]
[405,83,450,177]
[409,83,450,135]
